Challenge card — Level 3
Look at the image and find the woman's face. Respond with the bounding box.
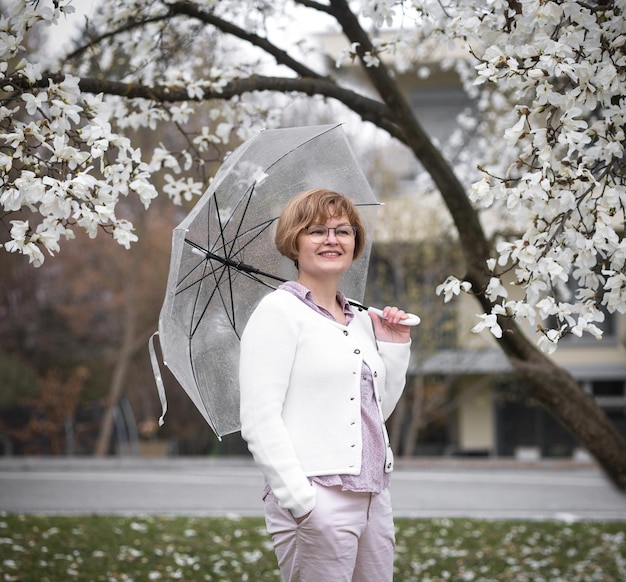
[295,213,356,282]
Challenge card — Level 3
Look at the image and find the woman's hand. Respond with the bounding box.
[369,306,412,344]
[293,510,312,524]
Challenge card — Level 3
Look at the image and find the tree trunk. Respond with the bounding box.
[93,220,144,458]
[505,333,626,490]
[402,376,424,458]
[93,338,135,457]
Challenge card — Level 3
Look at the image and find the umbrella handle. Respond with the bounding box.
[368,307,421,326]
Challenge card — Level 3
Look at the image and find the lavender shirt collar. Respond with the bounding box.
[279,281,354,325]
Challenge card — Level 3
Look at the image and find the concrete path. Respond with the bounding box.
[1,457,624,521]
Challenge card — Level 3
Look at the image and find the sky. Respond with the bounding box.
[44,0,97,58]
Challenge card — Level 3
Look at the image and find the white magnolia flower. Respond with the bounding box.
[336,42,360,68]
[8,220,29,241]
[363,52,381,68]
[485,277,508,301]
[362,0,396,28]
[112,221,139,249]
[537,329,560,354]
[130,178,158,209]
[215,122,233,143]
[470,176,493,206]
[471,313,503,339]
[21,91,47,115]
[504,114,527,146]
[436,276,472,303]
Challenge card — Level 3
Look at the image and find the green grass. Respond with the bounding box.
[0,514,624,581]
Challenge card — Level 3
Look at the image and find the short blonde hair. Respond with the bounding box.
[275,188,366,262]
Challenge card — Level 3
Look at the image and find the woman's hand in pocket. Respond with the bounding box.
[294,510,312,525]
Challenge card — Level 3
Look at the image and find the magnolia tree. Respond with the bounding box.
[2,0,625,486]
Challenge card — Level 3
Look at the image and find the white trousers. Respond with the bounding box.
[263,483,395,582]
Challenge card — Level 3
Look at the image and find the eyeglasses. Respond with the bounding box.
[304,224,357,242]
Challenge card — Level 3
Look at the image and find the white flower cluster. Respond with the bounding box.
[433,0,626,351]
[360,0,399,28]
[0,1,158,265]
[0,0,249,266]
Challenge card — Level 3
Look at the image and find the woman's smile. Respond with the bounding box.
[296,215,355,282]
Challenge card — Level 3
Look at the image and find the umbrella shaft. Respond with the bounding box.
[186,239,286,283]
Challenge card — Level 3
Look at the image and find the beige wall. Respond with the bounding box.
[456,380,494,452]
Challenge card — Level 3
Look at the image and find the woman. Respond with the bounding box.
[239,188,411,581]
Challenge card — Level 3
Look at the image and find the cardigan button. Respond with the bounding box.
[354,349,360,354]
[343,330,349,336]
[373,371,378,377]
[387,462,392,469]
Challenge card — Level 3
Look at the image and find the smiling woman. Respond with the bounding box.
[272,189,368,323]
[239,188,412,582]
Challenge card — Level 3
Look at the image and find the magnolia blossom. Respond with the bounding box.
[436,276,472,303]
[1,0,624,355]
[471,313,503,339]
[0,0,237,268]
[485,277,508,302]
[434,0,625,351]
[361,0,397,28]
[335,42,361,68]
[537,329,560,355]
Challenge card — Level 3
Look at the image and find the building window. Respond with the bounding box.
[590,380,626,440]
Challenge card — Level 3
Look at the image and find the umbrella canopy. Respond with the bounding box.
[151,123,381,438]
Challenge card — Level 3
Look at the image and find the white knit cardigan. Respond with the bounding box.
[239,289,411,518]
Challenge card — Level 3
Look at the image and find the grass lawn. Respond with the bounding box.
[0,514,624,581]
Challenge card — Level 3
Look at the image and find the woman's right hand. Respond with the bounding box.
[294,510,312,524]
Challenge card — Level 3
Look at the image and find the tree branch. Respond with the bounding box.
[293,0,337,15]
[65,14,170,62]
[167,1,326,80]
[5,71,406,150]
[67,1,327,81]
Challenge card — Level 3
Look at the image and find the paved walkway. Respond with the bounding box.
[1,456,624,521]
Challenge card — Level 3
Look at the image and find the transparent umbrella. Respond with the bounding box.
[149,123,418,439]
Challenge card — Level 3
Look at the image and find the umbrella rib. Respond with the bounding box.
[175,254,223,295]
[261,123,339,174]
[214,189,247,333]
[212,180,266,332]
[189,261,235,338]
[208,192,239,332]
[186,192,239,339]
[187,187,261,339]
